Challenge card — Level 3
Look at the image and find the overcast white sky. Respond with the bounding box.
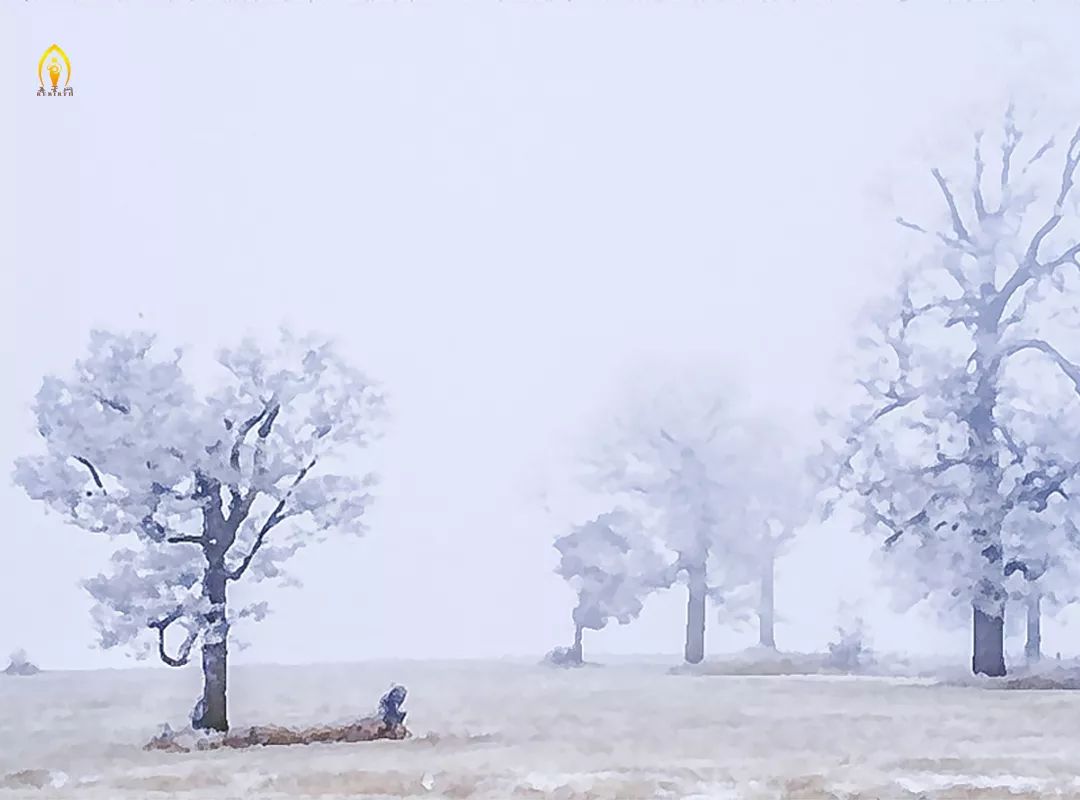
[5,1,1080,670]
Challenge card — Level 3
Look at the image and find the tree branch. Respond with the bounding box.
[1022,136,1055,178]
[990,262,1034,326]
[224,401,282,528]
[868,394,919,426]
[94,394,130,414]
[251,403,281,479]
[1042,241,1080,272]
[73,456,106,493]
[258,405,280,439]
[932,168,972,244]
[226,457,316,582]
[879,508,930,548]
[166,534,204,545]
[896,217,928,235]
[916,455,964,477]
[894,216,972,289]
[991,127,1080,325]
[229,408,268,471]
[1001,108,1022,190]
[148,609,199,668]
[994,424,1025,466]
[999,338,1080,394]
[1008,466,1073,512]
[1024,125,1080,266]
[973,132,988,221]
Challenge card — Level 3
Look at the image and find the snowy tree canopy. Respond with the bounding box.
[553,509,670,633]
[13,328,385,666]
[587,377,815,605]
[587,379,759,589]
[829,111,1080,636]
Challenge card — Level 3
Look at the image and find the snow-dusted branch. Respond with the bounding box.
[1025,125,1080,265]
[149,609,200,668]
[227,457,317,582]
[893,215,971,289]
[932,168,972,245]
[999,338,1080,394]
[1008,466,1072,512]
[989,125,1080,324]
[229,406,270,471]
[972,133,988,221]
[166,534,204,545]
[879,508,931,548]
[73,456,106,492]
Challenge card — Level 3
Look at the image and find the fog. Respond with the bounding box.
[5,1,1080,670]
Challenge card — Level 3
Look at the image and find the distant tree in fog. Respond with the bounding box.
[724,422,820,651]
[13,329,384,730]
[552,509,670,664]
[827,111,1080,677]
[588,378,812,662]
[1000,456,1080,664]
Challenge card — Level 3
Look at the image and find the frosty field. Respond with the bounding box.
[3,660,1080,800]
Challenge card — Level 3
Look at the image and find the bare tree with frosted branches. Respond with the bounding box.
[831,109,1080,676]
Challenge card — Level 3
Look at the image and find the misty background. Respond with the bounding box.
[5,1,1080,670]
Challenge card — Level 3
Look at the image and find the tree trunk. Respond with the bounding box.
[1025,594,1042,664]
[571,623,583,665]
[965,317,1007,678]
[972,605,1006,677]
[758,553,776,650]
[193,564,230,732]
[684,562,706,664]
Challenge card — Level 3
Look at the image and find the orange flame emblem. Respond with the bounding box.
[38,44,72,90]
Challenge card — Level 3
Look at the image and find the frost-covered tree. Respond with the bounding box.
[13,329,384,730]
[589,379,767,664]
[832,112,1080,676]
[552,509,670,664]
[731,425,821,651]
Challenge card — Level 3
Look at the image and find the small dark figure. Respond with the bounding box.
[379,684,407,726]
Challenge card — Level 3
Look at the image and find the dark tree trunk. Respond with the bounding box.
[684,562,706,664]
[193,563,230,732]
[1025,595,1042,664]
[758,554,776,650]
[966,311,1006,678]
[972,605,1006,677]
[571,623,583,664]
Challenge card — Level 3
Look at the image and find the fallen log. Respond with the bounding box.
[145,685,410,752]
[222,716,408,748]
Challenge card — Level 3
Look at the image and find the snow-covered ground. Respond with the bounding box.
[3,658,1080,799]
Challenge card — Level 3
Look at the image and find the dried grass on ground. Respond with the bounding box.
[5,658,1080,799]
